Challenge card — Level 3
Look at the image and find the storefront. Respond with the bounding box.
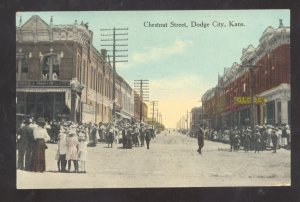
[259,83,290,125]
[16,80,82,122]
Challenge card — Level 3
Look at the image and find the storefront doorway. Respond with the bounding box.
[17,92,70,121]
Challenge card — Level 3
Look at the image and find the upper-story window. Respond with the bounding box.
[16,51,30,80]
[41,53,61,80]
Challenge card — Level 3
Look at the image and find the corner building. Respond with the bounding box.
[16,15,133,123]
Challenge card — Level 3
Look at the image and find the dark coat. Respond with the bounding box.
[197,128,204,148]
[145,130,152,141]
[18,125,34,150]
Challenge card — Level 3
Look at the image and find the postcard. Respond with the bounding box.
[16,10,290,189]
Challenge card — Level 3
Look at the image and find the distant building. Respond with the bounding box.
[16,15,133,123]
[190,107,203,137]
[202,19,290,128]
[133,91,148,123]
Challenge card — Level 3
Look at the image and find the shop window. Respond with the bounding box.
[55,93,65,103]
[266,101,275,125]
[17,92,26,103]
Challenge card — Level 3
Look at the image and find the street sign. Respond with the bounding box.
[234,96,266,105]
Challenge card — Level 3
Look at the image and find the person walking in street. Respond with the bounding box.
[17,118,34,171]
[197,125,204,154]
[56,126,68,172]
[145,127,152,150]
[31,117,50,172]
[66,129,79,172]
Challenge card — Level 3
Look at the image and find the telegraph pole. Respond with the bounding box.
[150,101,158,130]
[134,79,149,123]
[240,64,261,134]
[100,27,128,121]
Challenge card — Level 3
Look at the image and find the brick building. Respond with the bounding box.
[16,15,134,123]
[133,91,148,123]
[202,20,290,129]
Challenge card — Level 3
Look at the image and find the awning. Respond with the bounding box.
[115,112,132,120]
[17,88,70,93]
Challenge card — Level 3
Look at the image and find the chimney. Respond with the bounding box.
[279,19,284,28]
[101,49,107,62]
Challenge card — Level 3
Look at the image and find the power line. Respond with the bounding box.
[100,27,128,120]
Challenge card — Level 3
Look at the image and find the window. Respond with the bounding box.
[90,67,93,89]
[21,58,29,73]
[42,54,61,79]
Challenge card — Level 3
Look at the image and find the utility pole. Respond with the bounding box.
[150,101,158,130]
[100,27,128,121]
[134,79,149,123]
[240,64,260,135]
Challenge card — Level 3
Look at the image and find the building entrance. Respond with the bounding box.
[17,92,70,121]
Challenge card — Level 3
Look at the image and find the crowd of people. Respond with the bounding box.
[17,117,156,173]
[206,124,291,153]
[194,123,291,153]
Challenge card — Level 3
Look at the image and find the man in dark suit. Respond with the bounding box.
[197,125,204,154]
[17,118,34,171]
[145,128,152,150]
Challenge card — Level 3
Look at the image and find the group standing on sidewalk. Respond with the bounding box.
[17,116,156,174]
[17,117,50,173]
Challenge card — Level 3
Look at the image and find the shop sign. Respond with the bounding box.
[234,96,265,105]
[17,80,70,87]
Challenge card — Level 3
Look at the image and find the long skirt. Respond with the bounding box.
[31,139,46,172]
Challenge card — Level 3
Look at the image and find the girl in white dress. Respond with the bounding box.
[78,130,88,173]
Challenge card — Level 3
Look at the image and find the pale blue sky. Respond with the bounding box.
[16,10,290,127]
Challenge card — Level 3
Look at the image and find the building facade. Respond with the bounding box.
[16,15,134,124]
[202,20,290,129]
[133,91,148,123]
[190,107,203,137]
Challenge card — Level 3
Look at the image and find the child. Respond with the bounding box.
[56,127,67,172]
[78,132,88,173]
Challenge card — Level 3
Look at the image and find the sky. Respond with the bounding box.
[16,10,290,128]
